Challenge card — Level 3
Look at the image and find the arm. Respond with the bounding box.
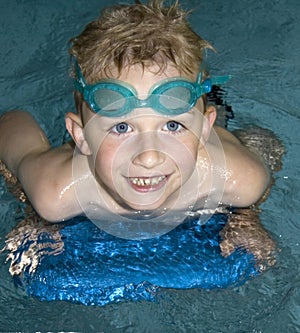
[219,206,277,270]
[0,110,82,221]
[0,110,50,175]
[214,126,271,207]
[215,126,284,269]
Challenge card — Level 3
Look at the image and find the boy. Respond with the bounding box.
[0,1,271,241]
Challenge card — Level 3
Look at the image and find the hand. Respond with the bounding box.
[219,207,277,271]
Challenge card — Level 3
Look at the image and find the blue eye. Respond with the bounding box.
[112,122,132,134]
[164,121,183,132]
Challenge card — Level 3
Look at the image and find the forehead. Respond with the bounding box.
[109,64,197,97]
[108,63,196,81]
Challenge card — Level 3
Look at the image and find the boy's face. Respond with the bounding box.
[74,65,215,212]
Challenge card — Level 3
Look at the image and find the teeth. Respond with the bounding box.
[130,176,166,186]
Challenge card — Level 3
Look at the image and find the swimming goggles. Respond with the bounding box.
[74,62,231,117]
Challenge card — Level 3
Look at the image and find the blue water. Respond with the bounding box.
[0,0,299,332]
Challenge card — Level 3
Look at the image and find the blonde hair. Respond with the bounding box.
[69,0,213,83]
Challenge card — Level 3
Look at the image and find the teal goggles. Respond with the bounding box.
[74,63,231,117]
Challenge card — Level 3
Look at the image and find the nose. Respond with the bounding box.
[132,149,166,169]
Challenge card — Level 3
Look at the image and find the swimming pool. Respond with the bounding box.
[0,0,299,331]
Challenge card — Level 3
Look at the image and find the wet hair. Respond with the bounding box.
[69,0,213,83]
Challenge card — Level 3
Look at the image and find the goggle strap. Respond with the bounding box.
[195,74,232,97]
[210,75,232,86]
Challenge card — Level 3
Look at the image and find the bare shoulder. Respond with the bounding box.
[18,142,82,221]
[213,126,270,207]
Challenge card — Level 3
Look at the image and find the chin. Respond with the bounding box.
[122,191,179,213]
[125,200,164,212]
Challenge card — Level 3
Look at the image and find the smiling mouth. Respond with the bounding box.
[127,175,167,192]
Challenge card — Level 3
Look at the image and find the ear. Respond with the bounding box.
[201,105,217,142]
[65,112,92,155]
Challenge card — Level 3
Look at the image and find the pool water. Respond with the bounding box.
[0,0,299,332]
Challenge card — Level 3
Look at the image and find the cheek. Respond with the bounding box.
[94,140,119,179]
[167,136,199,184]
[181,134,200,161]
[180,135,200,177]
[94,137,135,180]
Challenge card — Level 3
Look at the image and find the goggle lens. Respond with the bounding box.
[157,86,193,113]
[93,89,127,113]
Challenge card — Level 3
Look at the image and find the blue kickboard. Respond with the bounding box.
[18,214,257,306]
